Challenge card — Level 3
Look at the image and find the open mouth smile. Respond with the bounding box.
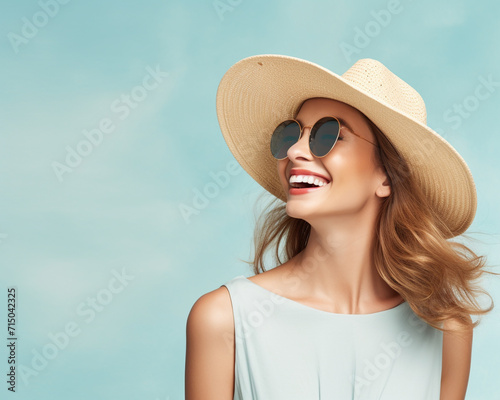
[288,173,331,195]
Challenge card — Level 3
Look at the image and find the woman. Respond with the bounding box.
[185,54,497,399]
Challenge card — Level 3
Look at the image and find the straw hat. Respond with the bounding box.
[215,54,477,239]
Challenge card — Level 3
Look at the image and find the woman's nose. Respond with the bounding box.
[287,126,313,160]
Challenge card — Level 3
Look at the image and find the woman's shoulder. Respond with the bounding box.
[187,284,235,338]
[185,285,236,397]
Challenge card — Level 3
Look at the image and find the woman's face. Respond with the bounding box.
[277,97,390,221]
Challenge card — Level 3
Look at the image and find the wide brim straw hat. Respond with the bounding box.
[215,54,477,239]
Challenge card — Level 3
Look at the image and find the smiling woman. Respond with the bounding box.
[185,54,499,400]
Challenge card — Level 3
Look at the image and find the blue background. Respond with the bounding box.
[0,0,499,399]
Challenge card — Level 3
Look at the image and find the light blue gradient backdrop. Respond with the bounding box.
[0,0,499,399]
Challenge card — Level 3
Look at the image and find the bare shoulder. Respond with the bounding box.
[185,284,235,400]
[440,315,473,400]
[187,285,235,334]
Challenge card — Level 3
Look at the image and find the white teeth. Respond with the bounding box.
[289,174,329,187]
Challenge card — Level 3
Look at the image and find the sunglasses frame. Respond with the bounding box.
[271,115,379,160]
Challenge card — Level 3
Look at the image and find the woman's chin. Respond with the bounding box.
[285,203,317,220]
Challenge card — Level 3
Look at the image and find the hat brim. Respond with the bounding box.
[216,54,477,238]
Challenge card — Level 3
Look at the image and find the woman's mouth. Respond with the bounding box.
[289,181,331,195]
[288,174,331,195]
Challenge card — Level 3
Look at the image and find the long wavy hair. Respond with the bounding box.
[240,107,499,334]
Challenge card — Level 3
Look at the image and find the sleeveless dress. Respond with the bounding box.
[221,275,443,400]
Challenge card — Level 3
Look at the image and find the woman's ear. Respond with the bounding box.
[376,175,391,198]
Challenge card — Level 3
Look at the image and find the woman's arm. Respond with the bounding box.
[185,287,235,400]
[440,316,473,400]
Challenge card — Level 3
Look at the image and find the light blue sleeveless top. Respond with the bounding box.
[221,275,443,400]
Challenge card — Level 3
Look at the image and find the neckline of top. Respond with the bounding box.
[237,275,408,317]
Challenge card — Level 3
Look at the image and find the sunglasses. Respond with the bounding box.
[270,116,379,160]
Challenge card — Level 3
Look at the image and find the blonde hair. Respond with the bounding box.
[240,112,499,334]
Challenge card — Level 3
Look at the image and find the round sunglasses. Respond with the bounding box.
[270,116,379,160]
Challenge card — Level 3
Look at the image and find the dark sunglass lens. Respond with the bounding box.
[310,117,339,157]
[270,120,300,159]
